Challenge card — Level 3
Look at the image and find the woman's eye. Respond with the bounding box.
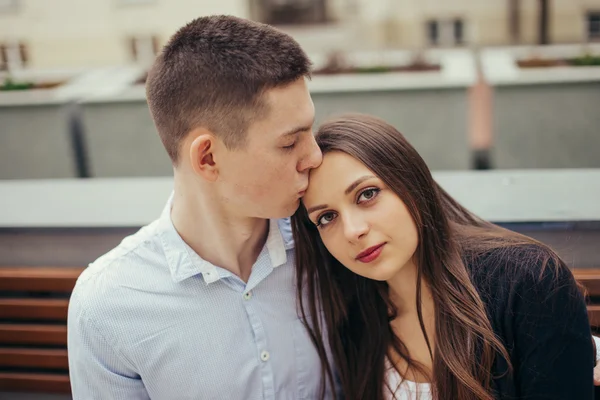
[358,188,380,203]
[317,212,336,227]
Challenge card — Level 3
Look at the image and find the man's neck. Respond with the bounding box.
[170,180,269,283]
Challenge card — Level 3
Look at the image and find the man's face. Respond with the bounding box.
[217,78,322,219]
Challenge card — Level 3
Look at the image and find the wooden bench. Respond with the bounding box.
[0,266,598,395]
[0,267,83,394]
[573,268,600,329]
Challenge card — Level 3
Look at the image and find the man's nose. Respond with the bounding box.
[297,133,322,172]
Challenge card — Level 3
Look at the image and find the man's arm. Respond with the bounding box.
[68,291,150,400]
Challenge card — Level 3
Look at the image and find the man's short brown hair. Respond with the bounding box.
[146,15,312,164]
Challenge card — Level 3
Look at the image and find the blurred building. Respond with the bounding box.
[0,0,600,69]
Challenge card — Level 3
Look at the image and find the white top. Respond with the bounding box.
[385,360,432,400]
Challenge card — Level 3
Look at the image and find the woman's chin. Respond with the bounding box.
[354,265,398,282]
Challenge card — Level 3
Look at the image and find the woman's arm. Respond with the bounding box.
[511,259,594,399]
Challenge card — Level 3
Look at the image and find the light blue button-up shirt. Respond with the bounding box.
[67,196,328,399]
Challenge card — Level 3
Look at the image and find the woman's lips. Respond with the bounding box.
[356,243,386,263]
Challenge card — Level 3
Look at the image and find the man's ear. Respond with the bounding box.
[189,128,219,182]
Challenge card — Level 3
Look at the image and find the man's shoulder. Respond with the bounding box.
[72,218,166,308]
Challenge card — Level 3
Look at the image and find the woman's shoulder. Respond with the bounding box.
[465,242,589,347]
[465,242,576,303]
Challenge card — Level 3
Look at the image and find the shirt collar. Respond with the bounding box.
[158,193,289,284]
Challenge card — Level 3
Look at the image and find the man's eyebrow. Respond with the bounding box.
[306,175,377,215]
[280,120,315,137]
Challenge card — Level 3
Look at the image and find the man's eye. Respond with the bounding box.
[283,142,296,150]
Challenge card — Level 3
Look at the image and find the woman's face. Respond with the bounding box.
[302,150,419,282]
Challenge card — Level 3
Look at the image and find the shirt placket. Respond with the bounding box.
[218,258,276,400]
[242,289,275,399]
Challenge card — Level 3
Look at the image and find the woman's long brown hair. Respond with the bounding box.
[292,114,568,400]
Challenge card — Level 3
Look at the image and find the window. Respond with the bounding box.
[0,42,28,71]
[425,18,466,47]
[129,36,159,65]
[588,12,600,40]
[253,0,328,26]
[426,20,439,46]
[453,19,464,45]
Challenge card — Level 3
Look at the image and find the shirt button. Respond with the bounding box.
[260,350,270,362]
[243,291,252,300]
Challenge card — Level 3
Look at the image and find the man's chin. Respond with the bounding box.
[266,199,302,220]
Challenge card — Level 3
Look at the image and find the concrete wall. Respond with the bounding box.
[3,80,599,178]
[81,100,172,177]
[0,227,137,267]
[2,224,599,271]
[0,103,76,179]
[502,222,600,269]
[77,86,470,178]
[492,82,600,169]
[2,172,599,269]
[312,87,470,170]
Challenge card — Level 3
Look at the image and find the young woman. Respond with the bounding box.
[292,114,595,400]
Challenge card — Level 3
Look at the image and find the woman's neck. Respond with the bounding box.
[386,259,434,319]
[387,260,436,383]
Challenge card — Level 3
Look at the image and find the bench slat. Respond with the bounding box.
[0,299,69,321]
[0,348,68,369]
[573,269,600,297]
[0,267,83,292]
[587,305,600,327]
[0,324,67,346]
[0,372,71,393]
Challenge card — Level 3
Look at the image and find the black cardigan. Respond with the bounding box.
[466,245,595,399]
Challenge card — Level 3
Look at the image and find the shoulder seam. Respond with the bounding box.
[70,290,139,372]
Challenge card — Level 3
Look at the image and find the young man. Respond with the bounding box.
[68,14,600,399]
[68,15,326,399]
